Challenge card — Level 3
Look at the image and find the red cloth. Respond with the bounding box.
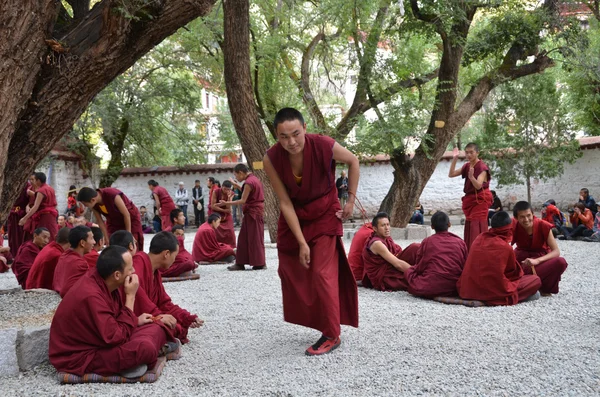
[53,249,90,298]
[26,241,65,290]
[266,134,358,337]
[461,160,491,194]
[192,223,235,262]
[31,184,59,241]
[571,208,594,229]
[130,252,198,343]
[154,186,176,231]
[94,188,144,250]
[542,204,561,224]
[236,174,265,266]
[461,161,493,251]
[348,223,374,281]
[8,183,30,257]
[84,248,99,269]
[405,231,467,298]
[207,185,218,216]
[49,270,167,376]
[361,234,419,291]
[160,236,197,277]
[212,187,237,248]
[12,240,41,289]
[511,217,568,294]
[457,225,541,305]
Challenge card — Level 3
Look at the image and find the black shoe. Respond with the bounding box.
[227,264,246,271]
[557,235,566,240]
[252,265,267,270]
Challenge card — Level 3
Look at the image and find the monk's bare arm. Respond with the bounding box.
[19,193,44,224]
[332,143,359,217]
[535,230,560,264]
[448,149,462,178]
[469,169,487,191]
[370,241,411,272]
[114,195,132,233]
[153,193,161,215]
[222,184,252,207]
[93,210,110,246]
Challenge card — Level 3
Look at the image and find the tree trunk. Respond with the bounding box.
[0,0,216,224]
[526,175,532,204]
[222,0,278,242]
[100,118,129,188]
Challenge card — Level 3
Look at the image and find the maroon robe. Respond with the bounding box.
[461,161,493,251]
[361,234,419,291]
[94,188,144,251]
[348,223,374,281]
[84,248,100,269]
[12,240,41,289]
[26,241,65,290]
[236,174,265,266]
[131,252,198,344]
[154,186,177,232]
[267,134,358,338]
[30,184,59,242]
[212,187,237,248]
[457,225,541,305]
[53,249,90,298]
[8,182,30,257]
[405,231,467,298]
[49,270,167,376]
[0,233,12,273]
[511,217,568,294]
[207,185,218,216]
[192,223,235,262]
[160,236,197,277]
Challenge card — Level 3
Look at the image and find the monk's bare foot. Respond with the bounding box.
[227,264,246,271]
[252,265,267,270]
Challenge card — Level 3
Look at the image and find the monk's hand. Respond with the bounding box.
[468,166,475,179]
[341,201,354,220]
[190,317,204,328]
[0,246,9,253]
[138,313,153,326]
[299,242,310,269]
[18,218,26,226]
[124,274,140,296]
[452,147,459,159]
[160,314,177,329]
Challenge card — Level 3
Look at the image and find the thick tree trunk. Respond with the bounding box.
[99,118,129,188]
[222,0,278,242]
[0,0,216,224]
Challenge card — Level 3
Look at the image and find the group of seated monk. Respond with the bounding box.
[349,201,568,306]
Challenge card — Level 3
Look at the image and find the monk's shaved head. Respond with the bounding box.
[109,230,135,251]
[97,245,129,279]
[490,211,512,228]
[56,227,71,244]
[90,227,104,246]
[77,187,98,203]
[371,212,389,228]
[513,201,532,218]
[274,107,305,130]
[431,211,450,232]
[465,142,479,152]
[234,164,249,173]
[149,231,178,254]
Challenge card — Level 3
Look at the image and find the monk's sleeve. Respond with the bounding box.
[130,285,162,317]
[409,241,427,275]
[85,295,137,346]
[504,250,524,282]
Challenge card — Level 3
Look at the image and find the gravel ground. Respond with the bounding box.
[1,225,599,396]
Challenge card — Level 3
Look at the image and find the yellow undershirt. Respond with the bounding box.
[293,172,302,185]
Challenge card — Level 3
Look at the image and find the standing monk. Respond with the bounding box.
[264,107,359,356]
[8,180,31,257]
[78,187,145,251]
[13,228,51,288]
[148,180,177,232]
[448,143,493,250]
[219,164,266,271]
[18,172,59,242]
[210,180,237,248]
[206,177,217,216]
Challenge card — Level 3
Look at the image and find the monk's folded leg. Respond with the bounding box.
[398,243,420,266]
[85,323,167,376]
[381,272,409,291]
[524,257,568,294]
[517,275,542,302]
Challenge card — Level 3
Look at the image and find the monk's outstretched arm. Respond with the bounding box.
[19,193,44,225]
[93,210,110,247]
[448,148,462,178]
[524,231,560,267]
[114,195,132,233]
[264,155,310,268]
[220,184,252,207]
[370,241,411,272]
[332,143,359,219]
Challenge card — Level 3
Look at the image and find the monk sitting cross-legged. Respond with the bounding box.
[84,227,105,269]
[405,211,468,298]
[53,226,96,298]
[26,227,70,290]
[49,245,170,378]
[128,231,204,344]
[13,227,51,289]
[192,214,236,263]
[457,211,542,306]
[511,201,568,296]
[361,212,421,291]
[161,224,198,278]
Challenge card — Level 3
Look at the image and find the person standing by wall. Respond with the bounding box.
[175,182,189,228]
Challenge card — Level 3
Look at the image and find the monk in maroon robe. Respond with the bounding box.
[161,225,197,277]
[207,177,217,216]
[210,180,237,248]
[361,213,420,291]
[148,180,177,232]
[8,181,31,257]
[50,245,169,377]
[218,165,266,271]
[264,108,359,356]
[84,227,104,268]
[192,215,236,263]
[457,212,541,305]
[26,227,71,289]
[53,226,95,298]
[448,143,493,251]
[348,223,374,281]
[405,212,467,298]
[12,228,50,288]
[511,201,568,295]
[18,172,58,242]
[78,187,144,251]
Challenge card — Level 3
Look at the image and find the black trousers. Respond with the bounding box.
[194,200,205,226]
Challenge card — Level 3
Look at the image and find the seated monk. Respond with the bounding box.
[53,226,95,298]
[0,232,13,273]
[362,212,420,291]
[192,214,236,263]
[405,211,468,298]
[512,201,568,295]
[457,211,541,305]
[13,227,50,288]
[347,223,374,282]
[129,232,204,344]
[84,227,105,268]
[210,180,237,248]
[161,225,197,277]
[49,245,170,378]
[26,227,71,290]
